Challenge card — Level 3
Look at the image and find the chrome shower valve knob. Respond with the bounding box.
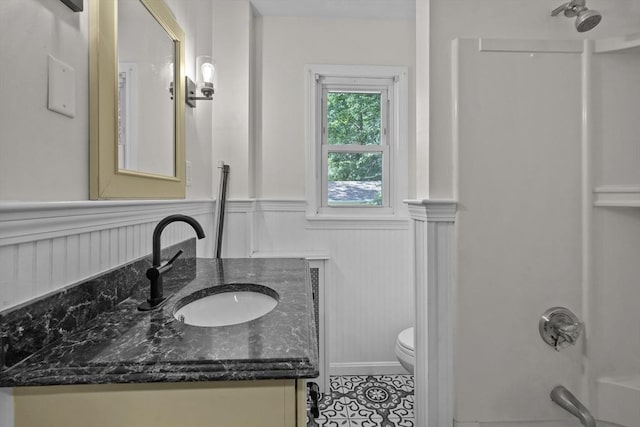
[539,307,584,351]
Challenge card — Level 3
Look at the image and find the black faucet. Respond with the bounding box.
[138,214,206,311]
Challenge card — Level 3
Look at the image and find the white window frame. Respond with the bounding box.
[305,65,409,222]
[321,79,391,211]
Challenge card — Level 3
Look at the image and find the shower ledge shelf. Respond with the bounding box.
[596,376,640,427]
[593,186,640,207]
[594,32,640,53]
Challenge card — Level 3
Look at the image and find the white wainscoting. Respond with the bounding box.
[1,198,412,376]
[223,199,413,375]
[408,200,457,427]
[0,200,216,311]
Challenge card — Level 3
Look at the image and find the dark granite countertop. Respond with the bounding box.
[0,257,318,387]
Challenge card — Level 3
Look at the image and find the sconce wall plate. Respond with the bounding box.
[186,76,196,108]
[185,76,214,108]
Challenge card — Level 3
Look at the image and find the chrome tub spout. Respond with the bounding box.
[550,385,596,427]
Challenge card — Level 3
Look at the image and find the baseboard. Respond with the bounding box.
[330,361,409,376]
[456,420,602,427]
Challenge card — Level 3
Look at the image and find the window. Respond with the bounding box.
[306,65,408,219]
[323,83,389,207]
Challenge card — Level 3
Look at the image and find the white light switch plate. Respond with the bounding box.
[47,55,75,118]
[186,161,192,187]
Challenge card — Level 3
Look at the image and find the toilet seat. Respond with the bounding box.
[397,327,414,355]
[395,327,415,374]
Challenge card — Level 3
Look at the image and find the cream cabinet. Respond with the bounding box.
[14,379,307,427]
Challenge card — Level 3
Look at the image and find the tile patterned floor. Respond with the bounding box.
[307,375,414,427]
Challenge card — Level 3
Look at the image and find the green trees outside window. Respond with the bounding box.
[326,92,383,206]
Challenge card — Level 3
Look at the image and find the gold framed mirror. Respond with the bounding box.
[89,0,185,199]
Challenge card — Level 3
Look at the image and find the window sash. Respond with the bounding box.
[319,83,391,209]
[322,86,389,148]
[321,145,390,208]
[305,64,408,221]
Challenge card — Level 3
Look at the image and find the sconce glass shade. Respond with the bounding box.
[166,60,174,97]
[196,55,215,97]
[167,61,174,83]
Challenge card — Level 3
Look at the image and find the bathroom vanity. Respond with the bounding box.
[13,380,306,427]
[0,251,318,427]
[12,379,307,427]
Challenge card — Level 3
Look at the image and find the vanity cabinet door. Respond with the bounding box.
[14,379,307,427]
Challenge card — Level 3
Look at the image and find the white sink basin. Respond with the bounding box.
[174,284,279,327]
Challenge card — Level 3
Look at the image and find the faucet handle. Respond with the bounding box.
[165,249,184,266]
[153,249,183,275]
[161,249,183,272]
[539,307,583,351]
[555,320,583,345]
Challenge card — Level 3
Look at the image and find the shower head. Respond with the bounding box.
[576,9,602,32]
[551,0,602,32]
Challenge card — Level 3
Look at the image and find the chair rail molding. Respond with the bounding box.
[0,199,215,246]
[406,199,457,427]
[0,199,215,311]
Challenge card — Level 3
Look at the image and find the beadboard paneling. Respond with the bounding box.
[324,227,412,368]
[2,198,409,374]
[220,207,253,258]
[225,200,413,373]
[0,201,215,311]
[408,200,457,427]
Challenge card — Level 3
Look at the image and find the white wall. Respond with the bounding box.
[256,15,415,199]
[254,14,415,370]
[589,44,640,426]
[0,0,214,201]
[589,47,640,381]
[169,0,216,200]
[211,5,416,199]
[1,5,414,413]
[218,201,413,372]
[592,208,640,377]
[0,201,215,311]
[7,2,640,427]
[208,5,416,371]
[0,2,214,424]
[211,0,254,198]
[0,0,215,297]
[0,0,89,201]
[455,39,583,423]
[427,1,640,425]
[429,0,640,200]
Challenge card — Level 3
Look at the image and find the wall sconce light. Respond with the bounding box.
[186,56,215,108]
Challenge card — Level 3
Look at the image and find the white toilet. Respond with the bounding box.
[395,327,415,374]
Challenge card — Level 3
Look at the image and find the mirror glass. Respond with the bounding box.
[117,0,175,176]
